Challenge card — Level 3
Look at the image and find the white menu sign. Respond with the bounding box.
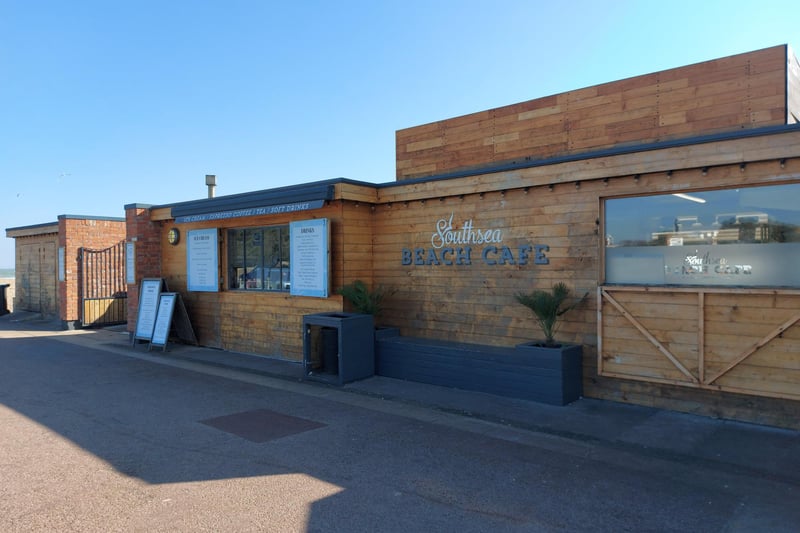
[134,278,162,341]
[187,228,219,292]
[150,292,177,348]
[290,219,329,297]
[126,241,136,284]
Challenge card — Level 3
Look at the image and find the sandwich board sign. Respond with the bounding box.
[149,292,177,351]
[148,292,197,351]
[133,278,165,345]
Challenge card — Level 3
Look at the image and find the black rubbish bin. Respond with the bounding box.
[303,312,374,385]
[0,284,9,316]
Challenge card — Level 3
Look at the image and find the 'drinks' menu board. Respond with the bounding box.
[290,219,329,297]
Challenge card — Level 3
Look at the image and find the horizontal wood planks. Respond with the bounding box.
[141,127,800,427]
[373,155,800,350]
[376,336,583,405]
[788,45,800,123]
[373,184,599,347]
[373,153,800,424]
[396,45,791,179]
[384,129,800,206]
[156,201,374,361]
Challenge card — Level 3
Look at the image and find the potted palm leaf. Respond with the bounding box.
[338,280,398,339]
[338,280,389,320]
[514,282,586,347]
[513,282,588,404]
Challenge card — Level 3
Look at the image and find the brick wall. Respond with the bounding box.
[125,205,163,334]
[58,216,126,326]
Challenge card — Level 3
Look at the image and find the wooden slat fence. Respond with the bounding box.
[598,286,800,400]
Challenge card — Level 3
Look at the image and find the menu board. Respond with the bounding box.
[126,242,136,284]
[290,219,329,297]
[134,278,163,342]
[58,247,65,282]
[187,228,219,292]
[149,292,177,350]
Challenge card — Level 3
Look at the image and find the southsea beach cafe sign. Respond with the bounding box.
[402,213,549,267]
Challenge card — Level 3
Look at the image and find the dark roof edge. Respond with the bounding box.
[57,214,125,222]
[153,178,378,213]
[5,221,59,233]
[382,123,800,188]
[167,182,342,218]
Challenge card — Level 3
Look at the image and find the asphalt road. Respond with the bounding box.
[1,324,798,532]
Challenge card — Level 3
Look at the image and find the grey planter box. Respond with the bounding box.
[514,341,583,405]
[303,312,375,385]
[376,336,583,405]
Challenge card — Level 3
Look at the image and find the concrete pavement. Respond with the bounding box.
[1,312,799,531]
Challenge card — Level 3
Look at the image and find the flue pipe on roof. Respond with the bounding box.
[205,174,216,198]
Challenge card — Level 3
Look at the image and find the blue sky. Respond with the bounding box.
[2,0,798,268]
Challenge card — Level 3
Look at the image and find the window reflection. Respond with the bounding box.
[228,226,290,291]
[605,184,800,287]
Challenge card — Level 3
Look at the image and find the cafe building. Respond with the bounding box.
[126,45,800,428]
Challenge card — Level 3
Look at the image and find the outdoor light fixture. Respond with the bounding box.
[167,228,181,245]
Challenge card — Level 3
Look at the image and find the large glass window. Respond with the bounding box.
[228,226,290,291]
[604,183,800,287]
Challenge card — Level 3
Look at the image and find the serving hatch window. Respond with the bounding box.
[228,226,290,291]
[604,183,800,287]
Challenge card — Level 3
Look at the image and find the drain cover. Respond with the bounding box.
[200,408,326,442]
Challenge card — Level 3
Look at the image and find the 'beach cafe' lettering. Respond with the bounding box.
[401,213,549,266]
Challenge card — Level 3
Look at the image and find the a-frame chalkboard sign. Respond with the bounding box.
[132,278,167,346]
[148,291,197,351]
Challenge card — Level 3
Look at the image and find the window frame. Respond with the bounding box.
[227,224,291,292]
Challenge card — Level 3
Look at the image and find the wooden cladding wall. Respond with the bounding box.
[378,148,800,352]
[372,186,599,349]
[373,151,800,427]
[599,287,800,402]
[157,201,372,360]
[788,47,800,123]
[396,45,791,180]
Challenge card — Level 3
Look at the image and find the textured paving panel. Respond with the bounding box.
[200,408,326,442]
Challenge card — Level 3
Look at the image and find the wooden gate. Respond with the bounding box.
[598,286,800,401]
[78,241,127,326]
[17,241,58,315]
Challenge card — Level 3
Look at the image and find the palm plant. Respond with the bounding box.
[337,280,391,319]
[514,282,585,347]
